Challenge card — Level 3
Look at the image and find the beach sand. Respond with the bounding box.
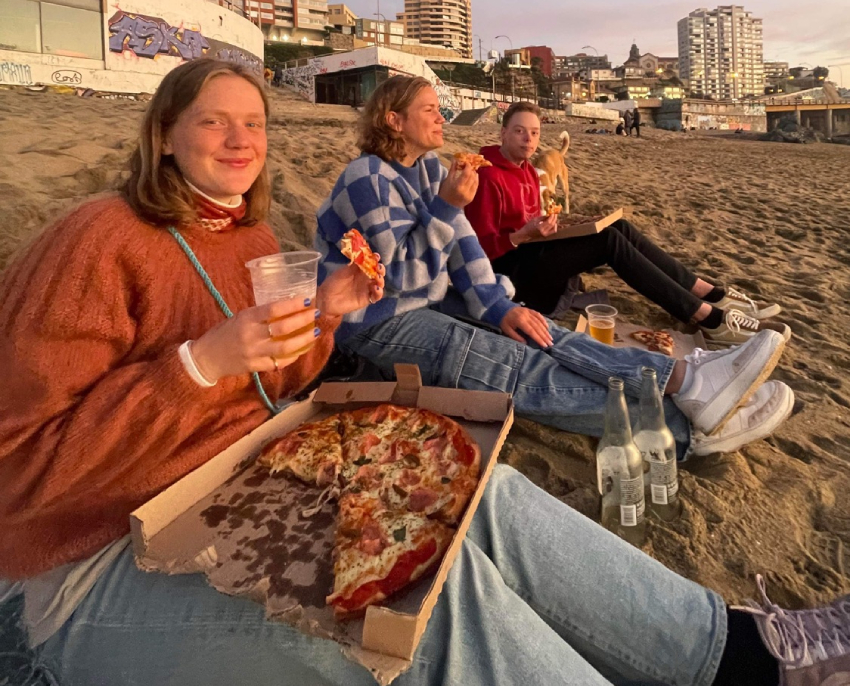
[1,85,849,609]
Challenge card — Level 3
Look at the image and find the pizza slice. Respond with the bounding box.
[340,228,380,280]
[327,492,454,617]
[453,152,493,171]
[257,414,344,486]
[546,201,563,217]
[630,330,675,357]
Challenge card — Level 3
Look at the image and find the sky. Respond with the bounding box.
[342,0,850,86]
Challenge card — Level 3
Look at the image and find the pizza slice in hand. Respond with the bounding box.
[327,492,454,618]
[453,152,493,171]
[257,415,344,486]
[340,228,380,280]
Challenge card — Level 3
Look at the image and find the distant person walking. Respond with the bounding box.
[631,107,642,137]
[623,108,634,136]
[273,64,283,87]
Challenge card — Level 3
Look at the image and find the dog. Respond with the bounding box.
[533,131,570,214]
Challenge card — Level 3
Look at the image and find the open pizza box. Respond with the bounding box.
[129,364,514,685]
[529,207,624,242]
[575,315,708,360]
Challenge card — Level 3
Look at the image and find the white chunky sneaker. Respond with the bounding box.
[733,575,850,686]
[673,329,785,435]
[715,286,781,320]
[691,381,794,456]
[702,308,792,347]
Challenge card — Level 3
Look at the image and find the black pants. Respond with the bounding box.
[491,219,701,322]
[630,123,641,137]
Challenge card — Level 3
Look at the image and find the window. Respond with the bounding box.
[0,0,41,52]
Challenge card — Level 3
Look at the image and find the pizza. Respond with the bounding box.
[340,228,380,280]
[257,404,481,618]
[630,330,675,356]
[546,201,563,216]
[453,152,493,171]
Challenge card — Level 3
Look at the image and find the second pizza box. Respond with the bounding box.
[529,207,624,242]
[129,364,513,685]
[575,315,708,360]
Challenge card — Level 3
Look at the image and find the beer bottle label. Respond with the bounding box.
[619,475,645,526]
[649,449,678,505]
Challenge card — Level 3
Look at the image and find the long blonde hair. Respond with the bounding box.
[122,59,271,228]
[357,75,432,162]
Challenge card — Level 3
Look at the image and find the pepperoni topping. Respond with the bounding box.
[408,488,439,512]
[359,522,387,556]
[361,433,381,453]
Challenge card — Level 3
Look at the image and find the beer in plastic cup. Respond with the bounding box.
[585,305,618,345]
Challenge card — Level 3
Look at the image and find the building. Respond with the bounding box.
[245,0,329,43]
[580,68,617,82]
[0,0,262,92]
[637,53,680,77]
[356,18,405,47]
[328,3,357,28]
[397,0,472,59]
[678,5,764,99]
[520,45,556,77]
[554,52,611,78]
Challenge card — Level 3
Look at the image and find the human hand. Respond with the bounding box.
[438,160,479,209]
[500,307,554,348]
[316,260,386,317]
[513,214,558,244]
[191,298,321,382]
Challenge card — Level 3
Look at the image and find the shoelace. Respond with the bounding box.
[725,308,760,333]
[726,287,758,311]
[736,574,850,669]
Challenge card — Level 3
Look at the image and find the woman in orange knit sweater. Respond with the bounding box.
[0,59,385,678]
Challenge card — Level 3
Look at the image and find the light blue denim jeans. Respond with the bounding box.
[34,465,726,685]
[342,308,692,459]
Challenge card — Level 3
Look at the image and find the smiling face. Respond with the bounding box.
[392,86,445,162]
[500,111,541,165]
[162,74,267,203]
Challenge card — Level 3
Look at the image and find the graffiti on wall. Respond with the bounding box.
[107,11,262,74]
[52,70,83,85]
[280,59,321,102]
[433,78,461,123]
[0,62,33,85]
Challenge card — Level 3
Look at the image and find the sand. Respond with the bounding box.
[1,84,849,610]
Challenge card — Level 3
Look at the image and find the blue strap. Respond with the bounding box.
[167,226,280,415]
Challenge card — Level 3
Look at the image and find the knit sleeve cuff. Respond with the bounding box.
[428,196,462,225]
[481,297,520,328]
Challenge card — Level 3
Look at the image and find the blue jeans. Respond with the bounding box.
[33,465,726,685]
[342,308,693,459]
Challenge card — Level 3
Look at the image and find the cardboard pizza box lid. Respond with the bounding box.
[575,315,707,360]
[130,364,513,685]
[528,207,624,242]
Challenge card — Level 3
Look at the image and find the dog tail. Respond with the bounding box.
[558,131,571,157]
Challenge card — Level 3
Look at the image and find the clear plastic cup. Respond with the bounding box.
[586,305,618,345]
[245,251,320,307]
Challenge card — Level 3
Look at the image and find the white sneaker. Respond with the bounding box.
[673,329,785,435]
[702,308,792,347]
[691,381,794,455]
[715,286,781,320]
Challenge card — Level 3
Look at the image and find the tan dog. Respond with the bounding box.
[534,131,570,214]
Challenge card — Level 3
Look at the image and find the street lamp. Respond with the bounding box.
[373,12,387,47]
[582,46,598,101]
[495,35,514,100]
[827,64,846,88]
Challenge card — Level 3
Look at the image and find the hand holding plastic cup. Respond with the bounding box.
[585,304,618,345]
[246,251,321,354]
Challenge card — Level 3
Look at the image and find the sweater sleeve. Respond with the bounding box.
[0,211,330,519]
[464,174,517,260]
[318,156,460,295]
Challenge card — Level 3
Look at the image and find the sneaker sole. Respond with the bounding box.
[704,323,791,349]
[697,334,786,435]
[692,384,794,456]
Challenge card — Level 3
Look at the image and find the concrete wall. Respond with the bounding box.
[656,99,767,132]
[1,0,263,93]
[564,102,620,121]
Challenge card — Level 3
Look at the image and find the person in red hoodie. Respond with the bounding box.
[464,102,788,347]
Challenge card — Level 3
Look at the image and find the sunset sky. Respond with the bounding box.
[343,0,849,86]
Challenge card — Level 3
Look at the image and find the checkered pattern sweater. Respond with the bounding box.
[316,152,518,342]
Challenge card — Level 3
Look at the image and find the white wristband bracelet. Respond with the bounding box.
[178,340,217,388]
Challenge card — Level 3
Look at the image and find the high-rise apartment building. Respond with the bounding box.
[396,0,471,58]
[245,0,329,42]
[678,5,764,99]
[553,53,611,78]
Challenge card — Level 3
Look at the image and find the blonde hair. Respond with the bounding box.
[357,75,432,162]
[122,59,271,228]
